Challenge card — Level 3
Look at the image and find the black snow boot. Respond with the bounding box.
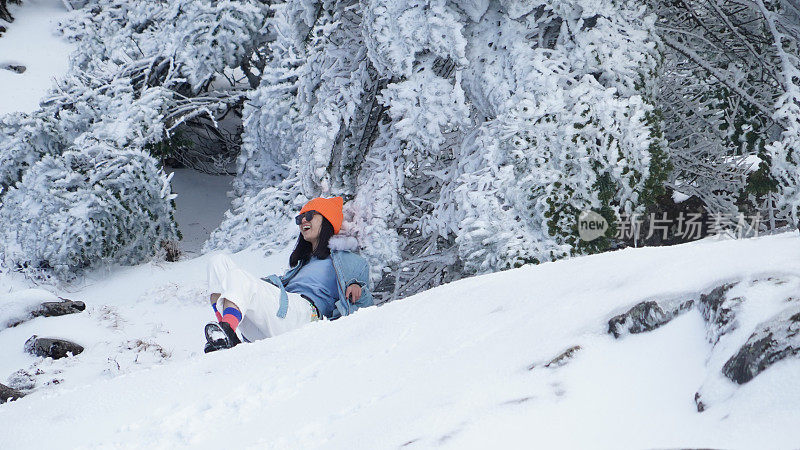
[203,321,241,353]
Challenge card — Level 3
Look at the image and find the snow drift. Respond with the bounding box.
[1,233,800,449]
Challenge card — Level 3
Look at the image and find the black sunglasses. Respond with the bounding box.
[295,210,318,225]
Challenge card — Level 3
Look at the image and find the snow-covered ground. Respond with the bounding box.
[170,168,233,256]
[2,233,800,449]
[0,0,74,115]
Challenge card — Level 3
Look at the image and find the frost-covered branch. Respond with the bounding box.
[661,34,774,118]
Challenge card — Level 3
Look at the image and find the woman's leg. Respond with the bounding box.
[209,293,223,321]
[206,254,317,340]
[236,290,317,340]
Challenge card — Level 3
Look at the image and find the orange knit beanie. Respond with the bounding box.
[300,197,343,234]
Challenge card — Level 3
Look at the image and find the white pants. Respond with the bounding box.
[207,254,317,342]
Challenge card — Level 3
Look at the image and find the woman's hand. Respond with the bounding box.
[345,283,362,303]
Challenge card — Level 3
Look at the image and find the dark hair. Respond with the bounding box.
[289,216,335,267]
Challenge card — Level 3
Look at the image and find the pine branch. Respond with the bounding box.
[661,34,775,118]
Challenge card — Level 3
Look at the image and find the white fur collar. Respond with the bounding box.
[328,234,360,252]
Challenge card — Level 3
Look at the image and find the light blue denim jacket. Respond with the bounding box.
[263,250,374,320]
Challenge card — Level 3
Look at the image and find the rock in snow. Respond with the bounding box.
[526,345,583,370]
[612,277,800,411]
[0,63,26,74]
[693,391,708,412]
[2,290,85,328]
[24,336,84,359]
[723,304,800,384]
[544,345,582,368]
[0,383,25,404]
[697,282,742,344]
[608,298,694,338]
[30,299,86,318]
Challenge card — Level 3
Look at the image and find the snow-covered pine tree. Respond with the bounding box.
[0,0,273,278]
[347,0,472,289]
[206,1,314,252]
[0,112,65,191]
[52,0,268,177]
[212,0,395,257]
[231,0,312,199]
[650,0,799,225]
[761,0,800,225]
[448,0,666,274]
[210,0,474,291]
[211,0,668,302]
[0,139,178,280]
[293,0,380,196]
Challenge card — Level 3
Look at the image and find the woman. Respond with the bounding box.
[204,196,373,353]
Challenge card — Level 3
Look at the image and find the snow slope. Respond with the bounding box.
[0,0,73,115]
[2,233,800,449]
